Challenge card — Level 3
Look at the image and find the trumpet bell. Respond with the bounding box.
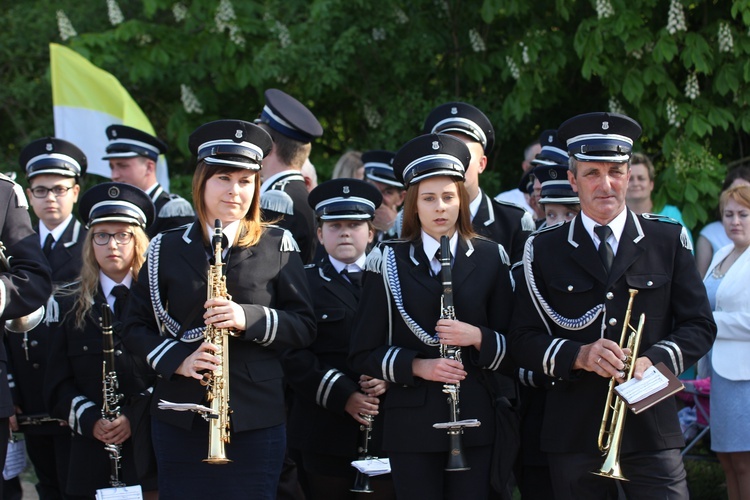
[5,306,45,333]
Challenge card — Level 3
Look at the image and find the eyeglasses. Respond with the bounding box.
[92,232,134,246]
[30,186,74,198]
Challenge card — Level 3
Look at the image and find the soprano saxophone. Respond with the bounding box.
[432,235,480,471]
[201,219,232,464]
[100,303,125,487]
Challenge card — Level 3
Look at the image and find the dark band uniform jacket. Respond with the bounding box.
[145,183,195,238]
[349,237,513,453]
[473,194,533,264]
[122,221,316,433]
[509,212,717,454]
[0,176,52,419]
[7,217,86,433]
[44,288,156,496]
[261,172,317,264]
[283,258,378,464]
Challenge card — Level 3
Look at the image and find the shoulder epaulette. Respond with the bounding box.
[159,196,195,218]
[0,173,28,209]
[260,190,294,215]
[265,225,300,252]
[498,244,510,266]
[493,198,526,212]
[303,263,316,269]
[532,220,564,236]
[364,245,384,273]
[520,211,536,232]
[640,213,679,224]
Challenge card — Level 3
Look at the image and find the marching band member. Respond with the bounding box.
[122,120,316,499]
[423,102,534,263]
[509,112,716,499]
[349,134,514,500]
[283,178,394,499]
[44,182,157,498]
[6,138,88,498]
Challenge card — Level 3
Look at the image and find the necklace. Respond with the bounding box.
[711,247,747,279]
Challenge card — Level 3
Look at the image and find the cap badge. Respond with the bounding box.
[112,130,118,137]
[235,130,243,139]
[602,121,609,130]
[547,135,553,143]
[108,186,120,198]
[45,143,53,152]
[432,141,440,150]
[549,169,557,179]
[451,107,458,115]
[343,186,350,194]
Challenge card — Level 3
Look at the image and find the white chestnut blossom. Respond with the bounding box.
[666,99,681,127]
[718,22,734,53]
[684,73,700,100]
[275,21,292,48]
[181,84,204,114]
[107,0,124,26]
[172,3,188,23]
[506,56,520,80]
[469,29,486,52]
[608,97,625,115]
[363,102,382,129]
[667,0,687,35]
[394,8,409,24]
[372,28,386,41]
[56,10,77,41]
[596,0,614,19]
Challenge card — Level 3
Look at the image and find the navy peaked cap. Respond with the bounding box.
[557,112,642,163]
[308,178,382,221]
[393,134,470,187]
[533,164,579,205]
[189,120,273,171]
[362,150,402,188]
[79,182,155,229]
[422,102,495,153]
[257,89,323,143]
[531,129,569,168]
[20,137,87,179]
[102,125,167,161]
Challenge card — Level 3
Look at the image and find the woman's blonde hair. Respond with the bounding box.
[400,177,476,241]
[720,184,750,213]
[72,225,149,329]
[192,162,266,247]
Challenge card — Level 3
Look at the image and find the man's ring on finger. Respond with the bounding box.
[596,356,602,364]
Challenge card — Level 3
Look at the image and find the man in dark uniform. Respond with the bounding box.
[103,124,195,237]
[362,150,405,242]
[257,89,323,264]
[5,138,88,498]
[423,102,534,263]
[0,171,52,497]
[509,112,717,500]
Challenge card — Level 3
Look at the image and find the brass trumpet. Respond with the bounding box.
[592,288,645,481]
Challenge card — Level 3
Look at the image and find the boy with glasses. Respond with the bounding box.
[4,137,88,499]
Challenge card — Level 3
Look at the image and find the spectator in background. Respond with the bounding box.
[332,151,364,180]
[626,153,693,247]
[301,159,318,192]
[702,185,750,500]
[495,140,540,214]
[696,167,750,277]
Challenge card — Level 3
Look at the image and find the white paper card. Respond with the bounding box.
[351,458,391,476]
[3,438,26,480]
[615,365,668,404]
[95,485,142,500]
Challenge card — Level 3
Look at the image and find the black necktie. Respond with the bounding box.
[42,234,54,258]
[341,269,363,288]
[594,225,614,274]
[111,285,129,320]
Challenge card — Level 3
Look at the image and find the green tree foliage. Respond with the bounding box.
[1,0,749,230]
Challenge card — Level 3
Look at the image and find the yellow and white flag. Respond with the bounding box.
[50,43,170,189]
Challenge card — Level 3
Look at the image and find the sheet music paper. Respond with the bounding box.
[95,485,143,500]
[157,399,213,414]
[351,458,391,476]
[615,365,669,404]
[2,438,26,480]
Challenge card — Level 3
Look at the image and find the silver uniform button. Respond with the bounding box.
[606,292,614,300]
[647,281,653,286]
[30,340,39,347]
[608,318,617,326]
[82,346,88,351]
[321,314,328,320]
[567,285,574,292]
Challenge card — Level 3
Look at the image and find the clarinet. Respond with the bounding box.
[100,303,125,487]
[432,235,480,471]
[350,410,375,493]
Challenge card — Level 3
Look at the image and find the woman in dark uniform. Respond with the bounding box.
[122,120,316,500]
[349,134,514,500]
[283,178,395,499]
[44,182,157,498]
